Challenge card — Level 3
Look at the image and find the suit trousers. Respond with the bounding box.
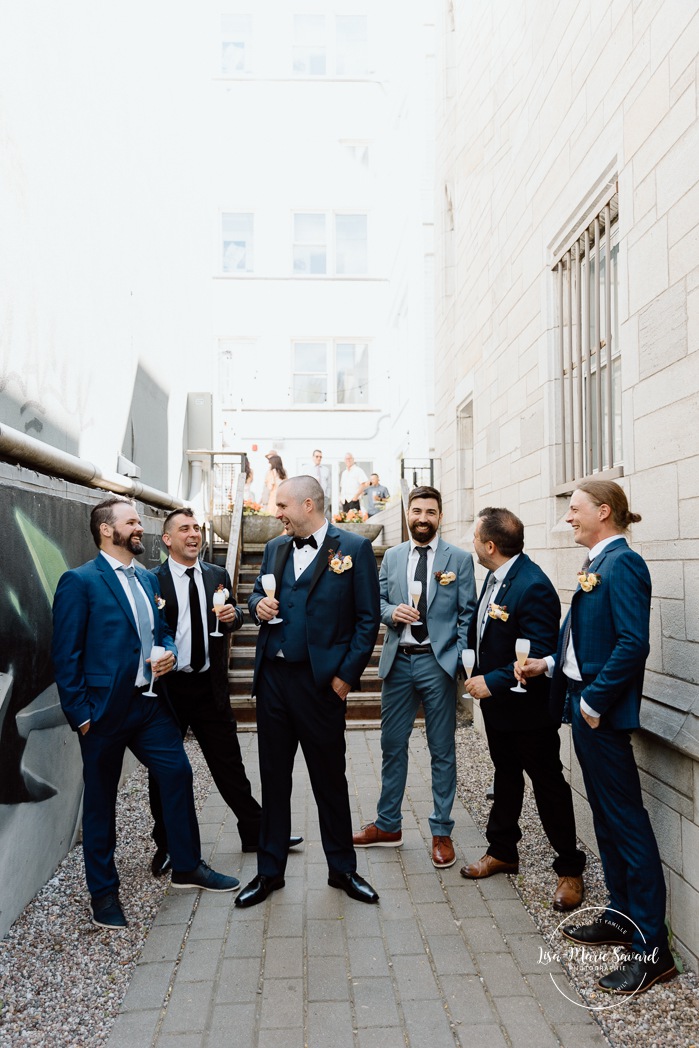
[484,720,585,876]
[79,690,200,899]
[377,650,457,837]
[255,657,356,878]
[148,670,262,851]
[571,696,667,953]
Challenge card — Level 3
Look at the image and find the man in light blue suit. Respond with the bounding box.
[353,486,476,869]
[518,480,677,996]
[52,496,239,931]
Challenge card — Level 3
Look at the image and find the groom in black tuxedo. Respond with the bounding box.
[236,475,380,907]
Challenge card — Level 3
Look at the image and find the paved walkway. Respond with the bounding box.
[107,729,606,1048]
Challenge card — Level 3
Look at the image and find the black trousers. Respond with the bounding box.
[255,657,356,878]
[484,721,585,876]
[148,670,262,851]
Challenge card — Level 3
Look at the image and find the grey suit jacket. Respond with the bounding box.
[378,537,476,679]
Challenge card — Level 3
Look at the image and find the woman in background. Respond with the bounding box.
[264,453,287,515]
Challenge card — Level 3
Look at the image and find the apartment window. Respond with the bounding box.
[222,213,254,273]
[292,340,369,405]
[293,14,326,75]
[553,192,620,486]
[221,15,252,75]
[292,212,367,275]
[293,14,368,76]
[219,339,257,407]
[336,16,368,75]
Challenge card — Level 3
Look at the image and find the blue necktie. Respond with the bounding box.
[119,565,153,675]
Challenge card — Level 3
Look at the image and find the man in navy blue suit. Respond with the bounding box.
[517,481,677,995]
[236,475,380,907]
[52,496,239,930]
[461,508,585,911]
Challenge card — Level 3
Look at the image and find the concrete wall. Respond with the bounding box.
[435,0,699,967]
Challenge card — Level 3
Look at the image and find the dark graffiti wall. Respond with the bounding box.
[0,469,166,936]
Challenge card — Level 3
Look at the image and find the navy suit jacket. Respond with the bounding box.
[52,554,177,732]
[248,524,380,694]
[150,560,243,712]
[550,537,650,730]
[468,553,561,733]
[378,537,476,679]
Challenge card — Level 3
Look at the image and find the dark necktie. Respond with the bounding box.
[476,574,497,661]
[412,547,429,643]
[186,567,206,672]
[561,554,592,669]
[294,535,318,549]
[119,565,153,672]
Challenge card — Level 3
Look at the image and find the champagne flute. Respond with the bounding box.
[511,638,531,693]
[211,590,226,637]
[408,579,423,626]
[144,645,166,697]
[461,648,475,697]
[260,573,283,625]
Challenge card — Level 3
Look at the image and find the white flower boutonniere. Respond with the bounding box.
[434,570,456,586]
[328,550,353,574]
[577,571,601,593]
[487,602,510,622]
[154,594,166,610]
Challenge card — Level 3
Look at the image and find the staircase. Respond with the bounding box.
[216,541,390,729]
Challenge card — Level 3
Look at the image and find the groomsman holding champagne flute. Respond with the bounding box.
[462,507,585,912]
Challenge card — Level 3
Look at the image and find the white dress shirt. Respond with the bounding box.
[400,537,439,645]
[292,520,329,579]
[100,551,153,687]
[168,556,210,673]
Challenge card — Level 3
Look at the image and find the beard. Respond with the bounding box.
[409,519,438,544]
[112,526,145,556]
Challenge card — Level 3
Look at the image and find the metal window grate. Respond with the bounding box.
[553,192,620,485]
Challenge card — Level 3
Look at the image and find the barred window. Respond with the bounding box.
[553,192,620,488]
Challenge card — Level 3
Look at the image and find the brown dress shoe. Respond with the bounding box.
[553,875,584,912]
[432,836,456,868]
[352,822,403,848]
[460,853,518,878]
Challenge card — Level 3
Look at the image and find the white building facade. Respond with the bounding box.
[212,1,437,511]
[434,0,699,968]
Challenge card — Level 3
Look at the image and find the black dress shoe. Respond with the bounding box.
[240,835,304,854]
[151,848,172,877]
[234,874,285,908]
[327,871,379,904]
[561,918,632,947]
[597,947,677,994]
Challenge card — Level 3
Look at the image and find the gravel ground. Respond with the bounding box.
[0,738,211,1048]
[454,711,699,1048]
[1,723,697,1048]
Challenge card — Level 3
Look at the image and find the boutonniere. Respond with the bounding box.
[328,549,353,574]
[487,602,510,622]
[577,571,601,593]
[434,570,456,586]
[154,594,166,610]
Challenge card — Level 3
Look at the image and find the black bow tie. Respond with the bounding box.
[294,535,318,549]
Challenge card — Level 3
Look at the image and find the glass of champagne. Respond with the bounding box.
[260,573,283,624]
[511,638,531,693]
[408,579,423,625]
[211,590,226,637]
[461,648,476,697]
[144,645,166,697]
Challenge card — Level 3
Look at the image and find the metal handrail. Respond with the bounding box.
[224,473,246,599]
[0,423,186,512]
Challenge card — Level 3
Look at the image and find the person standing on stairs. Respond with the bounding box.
[148,508,302,876]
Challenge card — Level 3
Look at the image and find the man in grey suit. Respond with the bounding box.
[353,486,476,868]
